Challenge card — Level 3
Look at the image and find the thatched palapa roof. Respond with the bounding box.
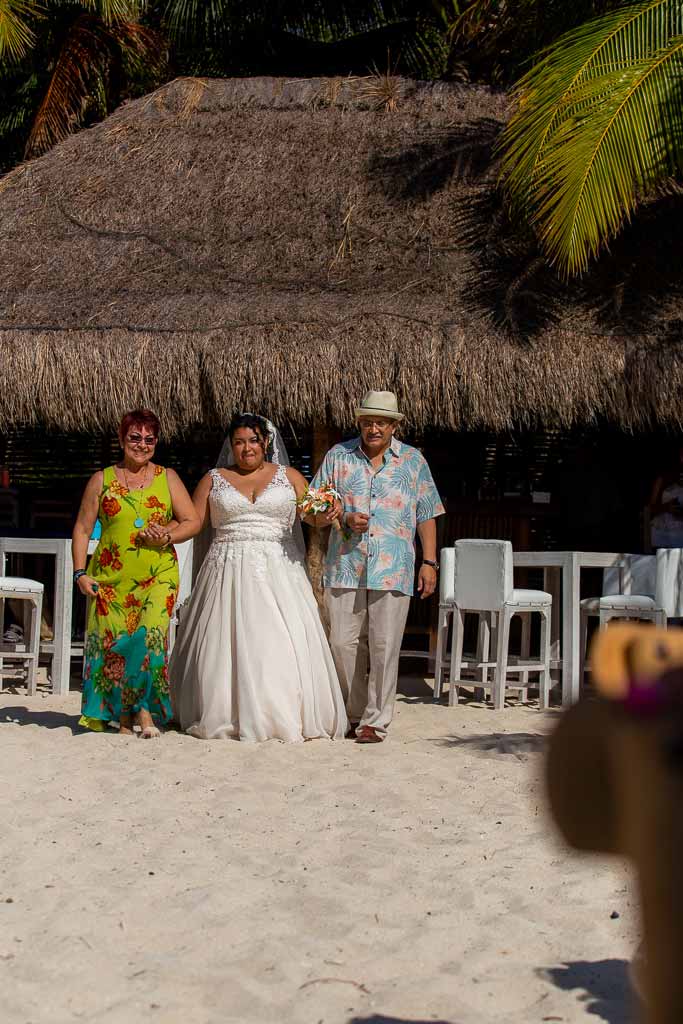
[1,75,682,436]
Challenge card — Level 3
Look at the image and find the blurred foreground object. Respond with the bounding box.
[547,623,683,1024]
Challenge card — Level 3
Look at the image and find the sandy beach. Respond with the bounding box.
[1,678,638,1024]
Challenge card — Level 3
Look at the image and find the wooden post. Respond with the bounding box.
[306,419,341,630]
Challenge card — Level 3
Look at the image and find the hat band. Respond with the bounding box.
[355,406,403,419]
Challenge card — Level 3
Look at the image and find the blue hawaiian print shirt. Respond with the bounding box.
[311,436,444,597]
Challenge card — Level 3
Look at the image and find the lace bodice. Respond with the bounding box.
[208,465,297,543]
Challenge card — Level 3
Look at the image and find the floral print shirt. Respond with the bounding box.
[312,436,444,596]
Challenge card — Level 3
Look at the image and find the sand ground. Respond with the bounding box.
[1,678,638,1024]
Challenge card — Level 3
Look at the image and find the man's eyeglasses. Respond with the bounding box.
[126,434,157,447]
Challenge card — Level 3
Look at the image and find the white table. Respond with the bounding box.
[0,537,75,696]
[513,551,624,707]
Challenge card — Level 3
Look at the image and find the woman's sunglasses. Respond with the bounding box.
[126,433,158,447]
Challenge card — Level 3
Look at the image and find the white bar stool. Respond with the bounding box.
[435,540,552,710]
[434,554,490,701]
[580,554,666,683]
[0,576,44,694]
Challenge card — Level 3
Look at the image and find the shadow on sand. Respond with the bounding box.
[397,674,436,704]
[539,959,637,1024]
[434,731,547,758]
[0,704,85,734]
[348,1017,455,1024]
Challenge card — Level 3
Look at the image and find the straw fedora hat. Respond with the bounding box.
[354,390,404,422]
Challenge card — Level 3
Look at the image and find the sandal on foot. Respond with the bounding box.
[135,709,161,739]
[140,726,161,739]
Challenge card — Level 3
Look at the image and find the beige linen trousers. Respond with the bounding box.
[324,587,411,736]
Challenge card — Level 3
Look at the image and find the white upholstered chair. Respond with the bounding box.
[579,554,666,682]
[433,559,489,703]
[434,540,552,710]
[0,575,44,694]
[655,547,683,619]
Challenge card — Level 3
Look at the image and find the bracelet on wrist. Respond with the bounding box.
[73,569,87,583]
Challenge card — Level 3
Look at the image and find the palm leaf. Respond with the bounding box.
[500,0,683,277]
[24,9,164,159]
[0,0,38,61]
[162,0,228,40]
[113,20,167,78]
[79,0,144,25]
[164,2,446,78]
[163,1,435,44]
[0,102,30,133]
[25,15,100,158]
[444,1,631,85]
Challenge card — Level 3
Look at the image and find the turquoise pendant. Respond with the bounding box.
[134,517,144,528]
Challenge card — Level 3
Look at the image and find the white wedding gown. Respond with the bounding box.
[170,466,348,742]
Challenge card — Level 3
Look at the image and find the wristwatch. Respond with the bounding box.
[422,559,439,571]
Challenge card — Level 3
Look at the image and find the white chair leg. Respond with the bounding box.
[655,609,667,629]
[433,604,450,702]
[598,608,612,630]
[519,612,530,703]
[0,595,4,690]
[493,607,511,711]
[27,595,41,696]
[473,613,490,702]
[485,611,498,703]
[448,607,465,707]
[539,607,550,710]
[579,610,589,687]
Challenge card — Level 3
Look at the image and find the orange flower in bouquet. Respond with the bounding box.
[296,481,342,531]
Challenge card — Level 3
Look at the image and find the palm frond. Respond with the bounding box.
[500,0,683,277]
[24,14,114,158]
[0,101,30,134]
[114,20,167,76]
[163,1,437,45]
[0,0,38,61]
[162,2,446,78]
[163,0,259,42]
[24,19,97,158]
[79,0,144,25]
[444,0,624,84]
[24,9,164,159]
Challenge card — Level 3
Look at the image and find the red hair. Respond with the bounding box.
[119,409,160,439]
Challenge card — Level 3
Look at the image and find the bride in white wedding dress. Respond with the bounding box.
[169,414,348,742]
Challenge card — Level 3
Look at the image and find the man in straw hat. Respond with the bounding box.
[311,391,444,743]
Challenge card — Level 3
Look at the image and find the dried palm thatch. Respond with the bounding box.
[0,75,681,437]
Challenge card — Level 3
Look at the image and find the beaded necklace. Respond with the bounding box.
[122,464,149,528]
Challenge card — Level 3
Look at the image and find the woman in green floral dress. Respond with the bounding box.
[72,410,199,736]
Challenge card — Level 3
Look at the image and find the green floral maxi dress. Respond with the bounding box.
[80,465,179,730]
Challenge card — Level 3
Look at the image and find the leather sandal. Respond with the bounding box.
[355,726,383,744]
[345,722,360,739]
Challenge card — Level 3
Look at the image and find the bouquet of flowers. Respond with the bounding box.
[296,481,341,530]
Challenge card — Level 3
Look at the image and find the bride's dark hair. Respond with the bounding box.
[228,413,270,451]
